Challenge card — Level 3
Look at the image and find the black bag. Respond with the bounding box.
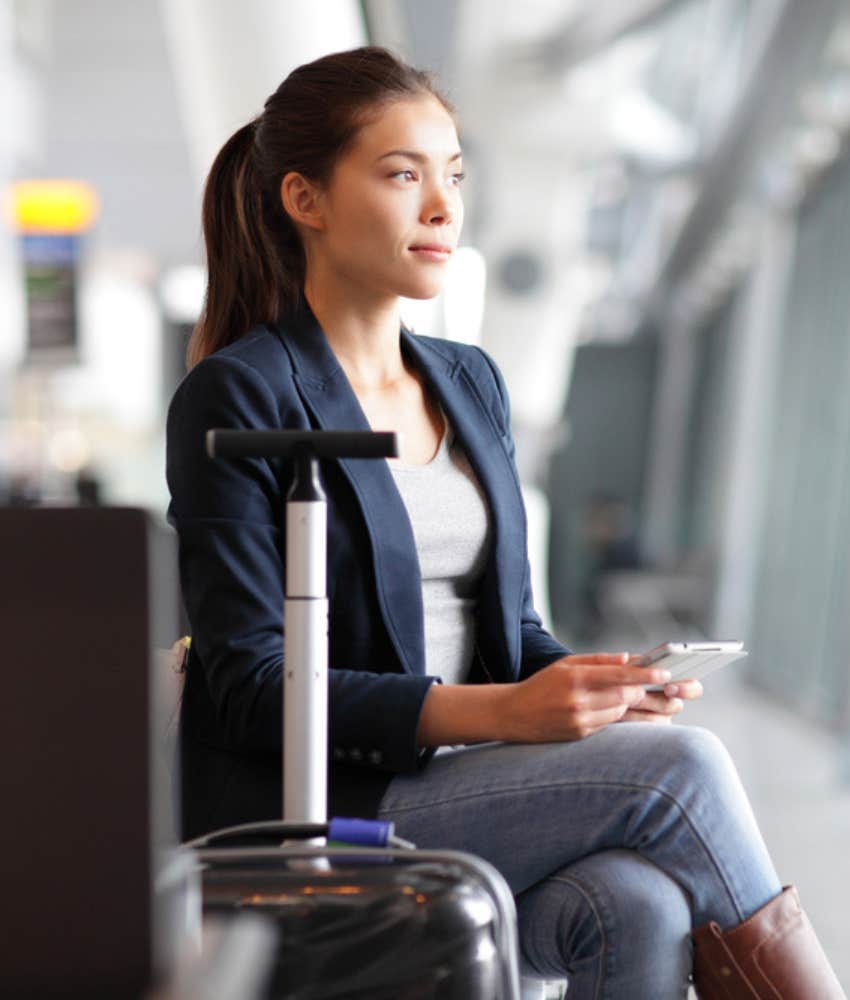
[190,822,520,999]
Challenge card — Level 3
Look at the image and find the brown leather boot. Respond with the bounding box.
[692,885,846,998]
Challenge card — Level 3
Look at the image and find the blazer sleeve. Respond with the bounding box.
[166,353,437,773]
[474,346,572,678]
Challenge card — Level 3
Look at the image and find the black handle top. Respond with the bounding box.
[206,429,400,461]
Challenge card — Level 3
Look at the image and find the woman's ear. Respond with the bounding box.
[280,172,325,232]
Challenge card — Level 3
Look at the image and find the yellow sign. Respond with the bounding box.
[9,179,100,234]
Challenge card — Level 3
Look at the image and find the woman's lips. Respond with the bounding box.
[409,245,452,262]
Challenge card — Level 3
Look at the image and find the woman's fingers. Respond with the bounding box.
[573,702,635,737]
[561,651,630,666]
[631,691,684,715]
[663,679,704,700]
[621,708,675,725]
[583,664,672,690]
[559,653,671,688]
[576,684,647,711]
[554,657,674,711]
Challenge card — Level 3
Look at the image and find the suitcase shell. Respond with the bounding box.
[196,837,519,999]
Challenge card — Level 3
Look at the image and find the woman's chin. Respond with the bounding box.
[398,280,446,301]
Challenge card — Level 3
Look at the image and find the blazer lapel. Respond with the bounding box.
[273,303,426,676]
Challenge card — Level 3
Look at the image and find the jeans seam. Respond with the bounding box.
[548,872,607,1000]
[380,777,742,921]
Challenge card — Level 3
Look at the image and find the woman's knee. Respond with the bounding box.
[629,723,739,799]
[670,724,734,773]
[571,848,692,939]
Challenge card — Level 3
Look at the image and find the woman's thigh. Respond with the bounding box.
[377,723,781,927]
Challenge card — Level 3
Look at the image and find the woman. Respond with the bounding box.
[166,46,844,998]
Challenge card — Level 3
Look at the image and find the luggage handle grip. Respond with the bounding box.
[206,429,399,461]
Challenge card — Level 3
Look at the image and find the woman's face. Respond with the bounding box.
[309,95,465,302]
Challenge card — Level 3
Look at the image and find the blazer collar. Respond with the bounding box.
[272,298,522,678]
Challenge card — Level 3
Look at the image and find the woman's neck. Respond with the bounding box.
[303,277,406,392]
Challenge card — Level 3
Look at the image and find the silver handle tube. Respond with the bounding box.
[283,499,328,826]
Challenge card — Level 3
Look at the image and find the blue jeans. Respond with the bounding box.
[377,723,783,999]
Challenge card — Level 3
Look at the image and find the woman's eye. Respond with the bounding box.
[450,171,466,186]
[392,169,417,181]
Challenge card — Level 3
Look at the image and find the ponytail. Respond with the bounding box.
[187,119,303,369]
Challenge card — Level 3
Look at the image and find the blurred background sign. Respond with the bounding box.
[11,179,99,362]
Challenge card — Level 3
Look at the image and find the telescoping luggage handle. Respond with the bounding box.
[207,429,399,841]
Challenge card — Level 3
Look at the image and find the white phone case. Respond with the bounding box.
[638,641,747,690]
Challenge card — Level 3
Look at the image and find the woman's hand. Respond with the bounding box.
[415,653,676,748]
[618,677,704,724]
[499,653,673,743]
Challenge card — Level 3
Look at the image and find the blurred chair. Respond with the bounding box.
[0,507,183,997]
[596,548,716,642]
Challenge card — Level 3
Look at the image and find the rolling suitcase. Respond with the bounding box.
[186,429,521,999]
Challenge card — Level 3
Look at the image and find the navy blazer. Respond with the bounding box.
[166,298,569,838]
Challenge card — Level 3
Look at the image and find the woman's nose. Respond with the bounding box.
[422,184,455,225]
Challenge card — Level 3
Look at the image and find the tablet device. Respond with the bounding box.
[635,641,747,691]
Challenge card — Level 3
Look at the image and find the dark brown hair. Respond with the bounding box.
[188,46,453,368]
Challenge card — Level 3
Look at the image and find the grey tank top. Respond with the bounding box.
[388,410,492,684]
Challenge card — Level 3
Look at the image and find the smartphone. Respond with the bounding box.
[635,641,747,691]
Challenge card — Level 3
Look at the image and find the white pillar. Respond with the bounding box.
[477,155,591,437]
[159,0,368,189]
